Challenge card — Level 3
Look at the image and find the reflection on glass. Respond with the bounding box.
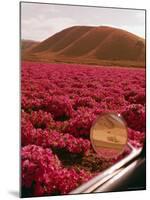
[90,113,128,158]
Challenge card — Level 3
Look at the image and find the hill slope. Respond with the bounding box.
[22,26,145,67]
[21,40,39,52]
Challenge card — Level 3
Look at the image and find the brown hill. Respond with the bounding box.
[21,40,39,52]
[22,26,145,67]
[57,26,114,56]
[30,26,93,54]
[87,28,145,61]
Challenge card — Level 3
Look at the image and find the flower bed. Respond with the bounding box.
[21,61,145,197]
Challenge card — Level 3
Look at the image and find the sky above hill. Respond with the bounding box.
[21,2,145,41]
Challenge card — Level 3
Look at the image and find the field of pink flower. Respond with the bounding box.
[21,61,145,197]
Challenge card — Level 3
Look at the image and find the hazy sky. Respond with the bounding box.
[21,2,145,41]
